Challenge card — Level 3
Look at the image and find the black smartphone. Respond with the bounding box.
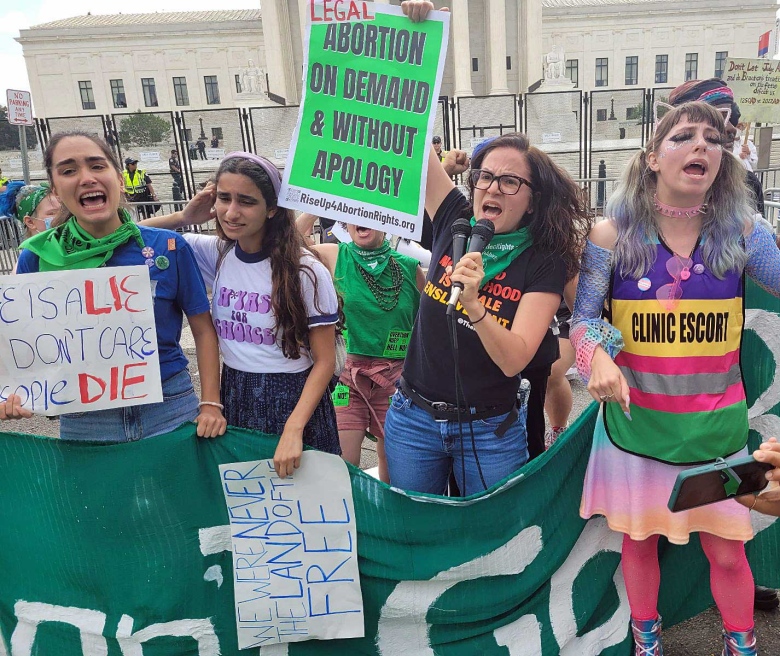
[668,456,774,513]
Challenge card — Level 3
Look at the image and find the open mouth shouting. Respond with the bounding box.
[80,190,107,209]
[683,159,707,178]
[481,201,502,220]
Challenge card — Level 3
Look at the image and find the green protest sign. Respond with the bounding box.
[280,2,450,241]
[0,278,778,654]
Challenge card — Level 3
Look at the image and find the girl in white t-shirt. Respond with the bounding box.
[143,153,340,477]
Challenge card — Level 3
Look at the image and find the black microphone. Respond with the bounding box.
[448,217,472,309]
[448,219,495,309]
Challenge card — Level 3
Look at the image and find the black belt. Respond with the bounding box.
[399,377,515,422]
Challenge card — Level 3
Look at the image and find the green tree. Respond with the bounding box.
[118,112,171,146]
[0,106,38,150]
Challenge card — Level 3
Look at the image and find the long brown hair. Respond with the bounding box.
[43,130,125,228]
[469,133,591,280]
[214,156,324,359]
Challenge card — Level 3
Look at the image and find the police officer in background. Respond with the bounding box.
[431,135,447,161]
[123,157,159,219]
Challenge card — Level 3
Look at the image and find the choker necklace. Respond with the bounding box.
[653,194,706,218]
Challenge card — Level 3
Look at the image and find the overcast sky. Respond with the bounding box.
[0,0,260,112]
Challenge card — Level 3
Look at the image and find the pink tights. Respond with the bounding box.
[621,533,754,631]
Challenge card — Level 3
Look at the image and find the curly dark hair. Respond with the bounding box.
[215,157,325,359]
[469,132,592,280]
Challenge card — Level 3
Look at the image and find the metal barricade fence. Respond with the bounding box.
[0,217,23,274]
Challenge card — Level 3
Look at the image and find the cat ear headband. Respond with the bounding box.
[653,100,731,131]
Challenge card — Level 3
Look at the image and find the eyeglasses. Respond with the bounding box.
[470,169,534,195]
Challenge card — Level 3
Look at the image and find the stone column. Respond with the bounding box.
[452,0,474,97]
[261,0,300,104]
[487,0,509,94]
[518,0,543,92]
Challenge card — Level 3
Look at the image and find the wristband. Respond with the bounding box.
[750,495,760,511]
[471,306,489,325]
[198,401,224,410]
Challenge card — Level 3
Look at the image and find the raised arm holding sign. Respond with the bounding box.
[280,0,450,240]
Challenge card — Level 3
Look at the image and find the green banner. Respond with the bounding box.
[280,3,449,241]
[0,279,778,654]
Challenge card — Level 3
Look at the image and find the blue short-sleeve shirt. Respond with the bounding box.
[17,226,210,381]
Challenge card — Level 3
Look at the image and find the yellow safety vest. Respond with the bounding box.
[0,177,9,187]
[123,169,147,196]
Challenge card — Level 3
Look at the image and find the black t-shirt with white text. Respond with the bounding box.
[402,189,565,406]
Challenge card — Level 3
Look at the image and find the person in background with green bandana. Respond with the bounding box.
[296,214,425,483]
[2,131,226,442]
[12,183,60,238]
[0,181,60,273]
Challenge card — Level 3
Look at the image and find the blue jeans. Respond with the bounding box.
[384,390,529,496]
[60,369,198,443]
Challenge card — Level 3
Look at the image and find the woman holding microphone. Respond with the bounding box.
[386,0,590,496]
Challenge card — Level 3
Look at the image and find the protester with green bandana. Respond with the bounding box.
[296,215,425,482]
[0,182,60,246]
[386,9,591,493]
[15,183,60,239]
[3,131,226,442]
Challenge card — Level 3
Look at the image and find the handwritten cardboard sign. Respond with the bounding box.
[0,266,162,415]
[724,57,780,123]
[219,452,363,648]
[280,1,450,240]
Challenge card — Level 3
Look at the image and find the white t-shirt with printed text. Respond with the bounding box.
[183,233,338,373]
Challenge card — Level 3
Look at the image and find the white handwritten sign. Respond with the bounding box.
[219,452,364,649]
[206,148,226,160]
[0,266,162,415]
[725,57,780,123]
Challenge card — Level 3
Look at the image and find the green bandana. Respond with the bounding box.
[346,240,393,278]
[470,217,534,282]
[15,184,51,222]
[21,208,145,272]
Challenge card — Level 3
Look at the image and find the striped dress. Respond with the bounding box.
[580,242,752,544]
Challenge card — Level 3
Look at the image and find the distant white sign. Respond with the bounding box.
[542,132,562,143]
[6,89,33,126]
[206,148,225,160]
[8,158,22,169]
[469,137,492,149]
[220,452,364,649]
[275,149,290,160]
[139,151,161,162]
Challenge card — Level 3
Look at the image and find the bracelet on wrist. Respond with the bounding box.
[750,495,760,511]
[471,306,489,325]
[198,401,224,410]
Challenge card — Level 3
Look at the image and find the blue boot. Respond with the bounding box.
[722,626,757,655]
[631,616,663,656]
